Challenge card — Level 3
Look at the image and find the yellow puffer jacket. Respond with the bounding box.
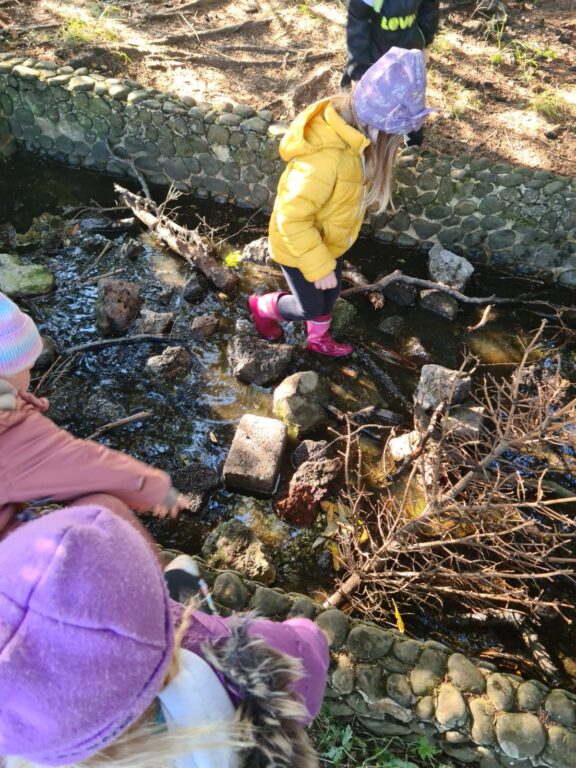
[269,99,370,283]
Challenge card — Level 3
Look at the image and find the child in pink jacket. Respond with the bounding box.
[0,291,190,541]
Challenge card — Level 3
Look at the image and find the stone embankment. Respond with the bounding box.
[162,551,576,768]
[1,54,575,287]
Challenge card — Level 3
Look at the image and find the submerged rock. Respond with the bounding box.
[378,315,406,336]
[95,278,142,335]
[419,288,459,320]
[119,237,145,261]
[133,308,174,335]
[0,223,17,251]
[0,253,54,298]
[77,215,135,236]
[190,313,219,338]
[273,371,328,435]
[183,273,209,304]
[228,333,294,386]
[145,345,193,380]
[202,519,276,585]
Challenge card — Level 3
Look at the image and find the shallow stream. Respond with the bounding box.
[2,154,575,682]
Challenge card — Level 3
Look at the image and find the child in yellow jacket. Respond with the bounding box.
[249,47,432,357]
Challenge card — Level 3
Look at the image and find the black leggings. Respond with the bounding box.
[277,258,344,321]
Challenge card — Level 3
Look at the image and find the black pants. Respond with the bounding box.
[277,258,344,321]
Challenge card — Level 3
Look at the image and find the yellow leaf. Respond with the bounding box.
[327,541,343,571]
[357,519,369,544]
[392,598,405,634]
[209,431,218,444]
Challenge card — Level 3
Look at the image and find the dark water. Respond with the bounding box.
[2,153,575,680]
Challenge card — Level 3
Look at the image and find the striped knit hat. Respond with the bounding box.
[0,291,43,376]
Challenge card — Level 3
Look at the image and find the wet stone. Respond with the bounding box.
[435,683,468,729]
[315,609,349,649]
[396,233,418,248]
[273,370,327,435]
[486,673,515,711]
[203,519,276,584]
[495,712,545,759]
[145,346,192,381]
[133,308,174,335]
[447,653,486,693]
[223,414,287,494]
[420,289,459,320]
[378,315,405,336]
[428,244,474,289]
[212,572,250,610]
[426,204,452,220]
[0,253,54,298]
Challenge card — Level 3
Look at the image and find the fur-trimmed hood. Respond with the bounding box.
[202,620,320,768]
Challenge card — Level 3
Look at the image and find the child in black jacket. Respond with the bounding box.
[342,0,439,145]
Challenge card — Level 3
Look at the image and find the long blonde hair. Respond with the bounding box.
[6,602,253,768]
[330,88,404,216]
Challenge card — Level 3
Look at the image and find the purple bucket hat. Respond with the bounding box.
[0,506,174,766]
[353,47,434,135]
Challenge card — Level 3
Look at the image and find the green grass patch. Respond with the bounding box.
[531,88,570,120]
[310,706,448,767]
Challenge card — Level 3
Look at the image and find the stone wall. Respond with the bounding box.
[170,552,576,768]
[1,53,575,288]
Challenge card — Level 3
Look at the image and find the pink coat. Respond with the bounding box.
[0,382,172,538]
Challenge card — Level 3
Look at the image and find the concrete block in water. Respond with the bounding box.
[223,414,287,494]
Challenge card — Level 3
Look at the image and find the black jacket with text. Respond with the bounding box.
[343,0,440,84]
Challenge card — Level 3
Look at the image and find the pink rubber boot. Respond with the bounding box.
[248,292,284,341]
[306,314,354,357]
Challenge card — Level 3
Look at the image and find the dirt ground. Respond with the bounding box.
[2,0,576,177]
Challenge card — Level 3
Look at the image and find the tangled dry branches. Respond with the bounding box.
[326,324,576,623]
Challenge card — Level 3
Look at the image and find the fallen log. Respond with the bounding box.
[342,260,385,310]
[114,185,239,294]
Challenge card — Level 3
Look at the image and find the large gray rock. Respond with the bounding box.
[543,725,576,768]
[228,334,294,386]
[495,712,546,759]
[273,371,328,435]
[414,364,472,413]
[428,244,475,290]
[410,647,447,696]
[202,519,276,585]
[223,414,287,495]
[447,653,486,693]
[0,253,54,297]
[486,673,516,712]
[435,683,468,729]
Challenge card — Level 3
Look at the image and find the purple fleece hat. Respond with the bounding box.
[0,506,174,766]
[353,47,434,135]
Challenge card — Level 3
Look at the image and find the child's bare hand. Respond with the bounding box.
[314,271,337,290]
[152,492,192,519]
